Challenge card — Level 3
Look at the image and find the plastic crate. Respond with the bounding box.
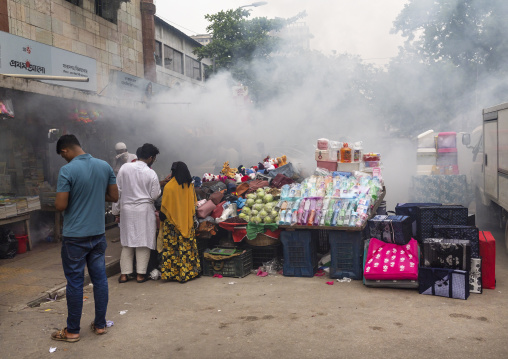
[197,237,210,273]
[202,248,252,278]
[245,243,282,269]
[329,230,365,280]
[311,229,330,254]
[280,231,317,277]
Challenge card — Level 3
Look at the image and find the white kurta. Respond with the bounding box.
[112,161,161,250]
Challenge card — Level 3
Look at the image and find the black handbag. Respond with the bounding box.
[422,238,471,271]
[432,225,480,258]
[395,203,441,237]
[419,267,470,300]
[368,215,412,245]
[417,205,468,243]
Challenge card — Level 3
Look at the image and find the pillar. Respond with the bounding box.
[140,0,157,82]
[0,0,9,32]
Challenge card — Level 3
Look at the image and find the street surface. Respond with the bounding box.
[1,225,507,359]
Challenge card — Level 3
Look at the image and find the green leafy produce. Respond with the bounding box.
[259,209,268,218]
[246,198,255,207]
[264,194,274,203]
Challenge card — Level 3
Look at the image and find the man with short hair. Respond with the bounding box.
[113,142,137,175]
[113,143,161,283]
[51,134,118,343]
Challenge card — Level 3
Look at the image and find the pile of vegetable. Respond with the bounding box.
[238,188,280,224]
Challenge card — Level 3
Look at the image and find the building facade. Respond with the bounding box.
[155,17,210,88]
[4,0,145,93]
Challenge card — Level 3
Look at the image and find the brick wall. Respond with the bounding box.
[6,0,144,93]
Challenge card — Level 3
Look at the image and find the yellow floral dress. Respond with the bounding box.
[160,220,200,283]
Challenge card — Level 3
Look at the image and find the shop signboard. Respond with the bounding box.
[107,70,168,102]
[0,32,97,92]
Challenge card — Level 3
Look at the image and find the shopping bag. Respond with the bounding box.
[416,205,468,243]
[368,215,412,245]
[432,225,479,258]
[418,267,470,300]
[364,238,419,281]
[422,238,471,271]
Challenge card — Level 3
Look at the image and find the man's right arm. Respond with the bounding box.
[106,184,119,202]
[106,164,119,202]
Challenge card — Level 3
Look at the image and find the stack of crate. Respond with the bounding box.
[417,131,459,175]
[416,130,437,175]
[436,132,459,175]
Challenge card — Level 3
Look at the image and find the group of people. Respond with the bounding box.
[51,134,200,343]
[113,143,201,284]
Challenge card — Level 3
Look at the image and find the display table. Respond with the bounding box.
[0,213,32,250]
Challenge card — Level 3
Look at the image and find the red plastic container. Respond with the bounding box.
[15,235,28,254]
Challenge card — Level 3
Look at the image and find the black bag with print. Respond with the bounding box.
[419,267,470,300]
[432,225,480,258]
[422,238,471,271]
[416,205,468,243]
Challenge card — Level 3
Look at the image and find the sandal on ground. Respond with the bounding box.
[118,274,130,283]
[137,275,150,283]
[51,328,80,342]
[90,322,108,335]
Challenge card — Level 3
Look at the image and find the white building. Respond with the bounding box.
[154,17,211,88]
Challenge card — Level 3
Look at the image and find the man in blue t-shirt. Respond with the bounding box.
[51,134,118,343]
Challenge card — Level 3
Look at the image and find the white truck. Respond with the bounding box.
[462,102,508,252]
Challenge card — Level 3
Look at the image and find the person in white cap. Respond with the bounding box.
[113,142,137,175]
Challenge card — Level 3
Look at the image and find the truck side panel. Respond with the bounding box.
[498,110,508,210]
[484,120,498,201]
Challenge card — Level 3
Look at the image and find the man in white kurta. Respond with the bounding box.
[113,144,161,283]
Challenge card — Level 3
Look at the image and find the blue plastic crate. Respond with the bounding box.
[281,231,317,277]
[329,231,364,280]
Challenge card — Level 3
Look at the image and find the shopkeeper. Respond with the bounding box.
[113,142,137,175]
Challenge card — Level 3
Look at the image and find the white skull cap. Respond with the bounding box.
[115,142,127,150]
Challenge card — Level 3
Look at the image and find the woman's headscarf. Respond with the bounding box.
[160,161,196,238]
[171,161,193,188]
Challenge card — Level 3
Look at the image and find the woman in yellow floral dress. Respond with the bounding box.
[158,162,200,282]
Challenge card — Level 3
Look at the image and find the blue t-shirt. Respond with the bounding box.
[57,154,116,237]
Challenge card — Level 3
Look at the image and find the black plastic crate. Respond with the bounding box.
[245,243,282,269]
[329,230,365,280]
[281,231,317,277]
[197,237,210,273]
[311,229,330,254]
[202,248,252,278]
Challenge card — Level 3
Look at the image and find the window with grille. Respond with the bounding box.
[185,55,202,81]
[163,45,183,74]
[154,41,163,66]
[95,0,118,23]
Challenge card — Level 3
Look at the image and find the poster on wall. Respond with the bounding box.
[0,32,97,92]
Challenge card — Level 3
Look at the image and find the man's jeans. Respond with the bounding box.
[61,234,109,334]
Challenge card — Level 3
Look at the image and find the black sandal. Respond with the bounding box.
[136,275,150,283]
[118,275,130,283]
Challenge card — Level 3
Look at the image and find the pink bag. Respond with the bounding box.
[364,238,419,281]
[196,200,216,219]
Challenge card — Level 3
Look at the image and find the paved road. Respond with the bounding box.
[1,225,507,359]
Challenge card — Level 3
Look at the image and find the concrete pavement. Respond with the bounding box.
[1,225,507,358]
[0,227,121,312]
